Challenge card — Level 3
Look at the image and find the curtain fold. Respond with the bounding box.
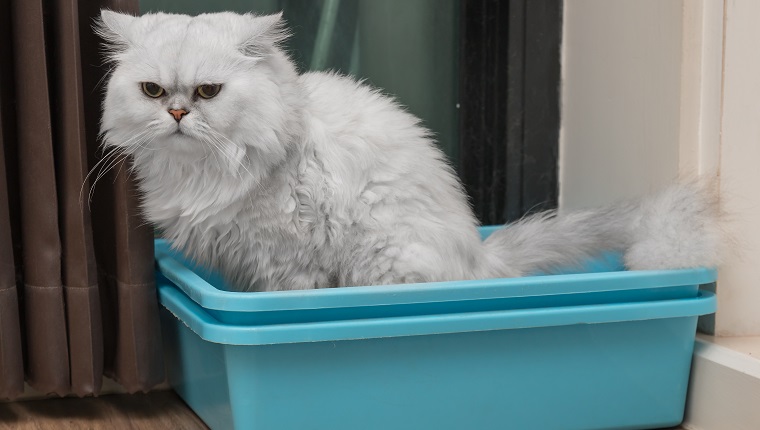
[0,0,24,402]
[12,0,71,396]
[0,0,164,399]
[108,171,164,392]
[51,0,104,397]
[79,0,165,394]
[0,103,24,401]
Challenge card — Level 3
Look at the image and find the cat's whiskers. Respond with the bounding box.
[88,147,127,203]
[110,153,132,184]
[203,131,260,213]
[95,130,150,180]
[202,139,224,175]
[209,128,255,167]
[195,136,213,163]
[85,128,155,204]
[197,125,251,181]
[81,145,120,205]
[202,134,239,178]
[194,127,227,176]
[202,132,266,215]
[213,135,266,199]
[82,135,142,206]
[114,134,159,182]
[205,129,260,188]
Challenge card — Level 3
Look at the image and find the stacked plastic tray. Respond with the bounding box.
[156,227,715,430]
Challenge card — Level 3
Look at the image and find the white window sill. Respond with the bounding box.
[683,334,760,430]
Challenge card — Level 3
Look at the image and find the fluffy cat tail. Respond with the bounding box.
[481,181,727,277]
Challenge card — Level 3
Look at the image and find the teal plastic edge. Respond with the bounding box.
[158,280,717,346]
[155,239,717,312]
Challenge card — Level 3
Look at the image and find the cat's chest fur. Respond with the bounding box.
[135,151,340,291]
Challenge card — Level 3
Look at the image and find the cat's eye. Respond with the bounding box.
[142,82,165,98]
[197,84,222,99]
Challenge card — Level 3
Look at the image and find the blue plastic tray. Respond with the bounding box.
[156,227,716,430]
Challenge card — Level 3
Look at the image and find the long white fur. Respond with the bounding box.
[97,11,725,292]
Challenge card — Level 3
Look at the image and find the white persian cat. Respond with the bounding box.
[96,11,724,292]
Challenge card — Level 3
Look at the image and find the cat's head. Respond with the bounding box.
[96,10,300,178]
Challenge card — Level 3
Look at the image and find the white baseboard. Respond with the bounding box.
[683,335,760,430]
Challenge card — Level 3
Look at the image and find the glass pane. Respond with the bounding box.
[139,0,460,163]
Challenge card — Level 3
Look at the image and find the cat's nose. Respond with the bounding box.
[168,108,188,122]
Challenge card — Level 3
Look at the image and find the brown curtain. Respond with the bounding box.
[0,0,164,399]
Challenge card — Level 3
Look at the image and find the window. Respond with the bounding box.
[140,0,563,225]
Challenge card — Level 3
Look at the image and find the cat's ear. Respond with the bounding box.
[239,12,289,58]
[95,9,136,62]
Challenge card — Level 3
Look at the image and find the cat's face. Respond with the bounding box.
[97,11,298,175]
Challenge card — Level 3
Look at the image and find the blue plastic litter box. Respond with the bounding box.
[156,226,716,430]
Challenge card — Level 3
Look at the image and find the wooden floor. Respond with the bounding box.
[0,390,208,430]
[0,389,686,429]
